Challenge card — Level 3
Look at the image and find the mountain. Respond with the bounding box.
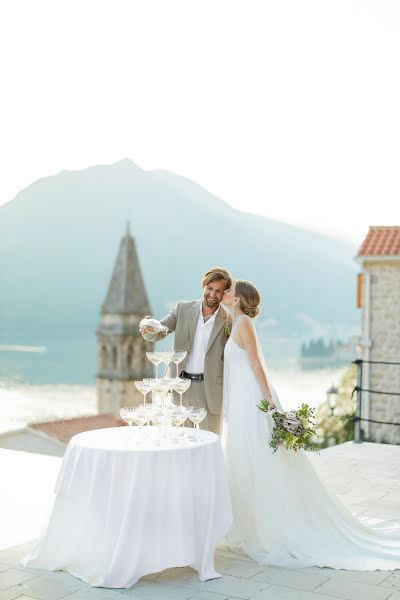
[0,159,360,384]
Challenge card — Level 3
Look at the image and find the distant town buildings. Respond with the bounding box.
[356,226,400,444]
[300,338,355,368]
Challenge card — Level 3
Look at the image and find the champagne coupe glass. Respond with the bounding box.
[151,411,166,445]
[173,378,191,408]
[135,380,151,407]
[162,377,177,407]
[142,378,158,405]
[143,403,156,435]
[160,351,174,378]
[171,410,187,443]
[174,405,191,438]
[119,407,136,439]
[131,408,147,444]
[180,405,193,437]
[146,352,163,379]
[171,351,187,378]
[188,408,207,442]
[161,379,174,409]
[152,379,170,408]
[163,404,177,440]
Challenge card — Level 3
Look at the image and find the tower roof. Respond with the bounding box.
[101,223,151,315]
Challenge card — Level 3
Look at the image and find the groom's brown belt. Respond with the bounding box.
[181,371,204,381]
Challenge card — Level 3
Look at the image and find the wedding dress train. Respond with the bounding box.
[221,315,400,570]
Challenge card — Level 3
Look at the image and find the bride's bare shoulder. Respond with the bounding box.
[237,314,253,324]
[236,315,255,333]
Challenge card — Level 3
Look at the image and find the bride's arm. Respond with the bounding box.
[237,318,276,410]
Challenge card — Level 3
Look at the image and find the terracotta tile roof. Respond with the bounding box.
[357,226,400,257]
[30,414,124,445]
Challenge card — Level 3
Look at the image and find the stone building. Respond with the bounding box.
[356,226,400,444]
[96,224,154,414]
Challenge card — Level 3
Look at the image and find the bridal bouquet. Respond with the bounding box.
[257,400,317,453]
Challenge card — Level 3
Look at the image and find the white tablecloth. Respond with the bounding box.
[22,426,232,588]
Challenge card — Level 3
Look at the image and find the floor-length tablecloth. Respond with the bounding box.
[22,426,232,588]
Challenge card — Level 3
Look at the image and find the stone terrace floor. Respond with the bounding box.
[1,441,400,600]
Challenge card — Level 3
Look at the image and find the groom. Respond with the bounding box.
[140,267,232,434]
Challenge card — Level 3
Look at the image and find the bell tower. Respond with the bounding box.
[96,223,154,414]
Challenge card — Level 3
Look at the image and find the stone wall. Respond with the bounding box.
[96,332,154,414]
[363,261,400,444]
[97,378,143,414]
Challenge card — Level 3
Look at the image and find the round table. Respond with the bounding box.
[22,426,233,588]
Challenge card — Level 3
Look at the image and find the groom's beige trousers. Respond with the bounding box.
[173,381,221,435]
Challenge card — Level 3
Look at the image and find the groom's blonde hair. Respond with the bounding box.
[201,267,232,289]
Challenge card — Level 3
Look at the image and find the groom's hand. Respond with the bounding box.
[139,316,158,334]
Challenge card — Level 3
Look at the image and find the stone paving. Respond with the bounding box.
[0,441,399,600]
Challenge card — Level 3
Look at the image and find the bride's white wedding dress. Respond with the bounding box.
[221,314,400,570]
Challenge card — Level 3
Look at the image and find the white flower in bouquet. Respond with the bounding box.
[282,417,302,434]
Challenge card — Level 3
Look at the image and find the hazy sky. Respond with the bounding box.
[1,0,399,243]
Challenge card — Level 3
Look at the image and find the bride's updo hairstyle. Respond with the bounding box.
[235,280,260,318]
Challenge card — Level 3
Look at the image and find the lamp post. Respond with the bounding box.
[327,384,338,416]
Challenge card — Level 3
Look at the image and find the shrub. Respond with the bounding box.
[315,363,357,448]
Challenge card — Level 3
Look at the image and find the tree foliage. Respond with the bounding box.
[315,364,357,448]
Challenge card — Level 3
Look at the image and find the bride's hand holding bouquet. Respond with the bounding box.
[263,395,277,411]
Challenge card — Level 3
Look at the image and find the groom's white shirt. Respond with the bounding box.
[185,302,220,374]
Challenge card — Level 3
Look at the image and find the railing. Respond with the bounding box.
[352,359,400,443]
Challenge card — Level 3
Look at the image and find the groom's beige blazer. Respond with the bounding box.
[143,300,231,415]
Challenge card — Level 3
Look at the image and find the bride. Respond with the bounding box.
[221,279,400,571]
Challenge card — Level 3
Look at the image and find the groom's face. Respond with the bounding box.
[202,279,228,309]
